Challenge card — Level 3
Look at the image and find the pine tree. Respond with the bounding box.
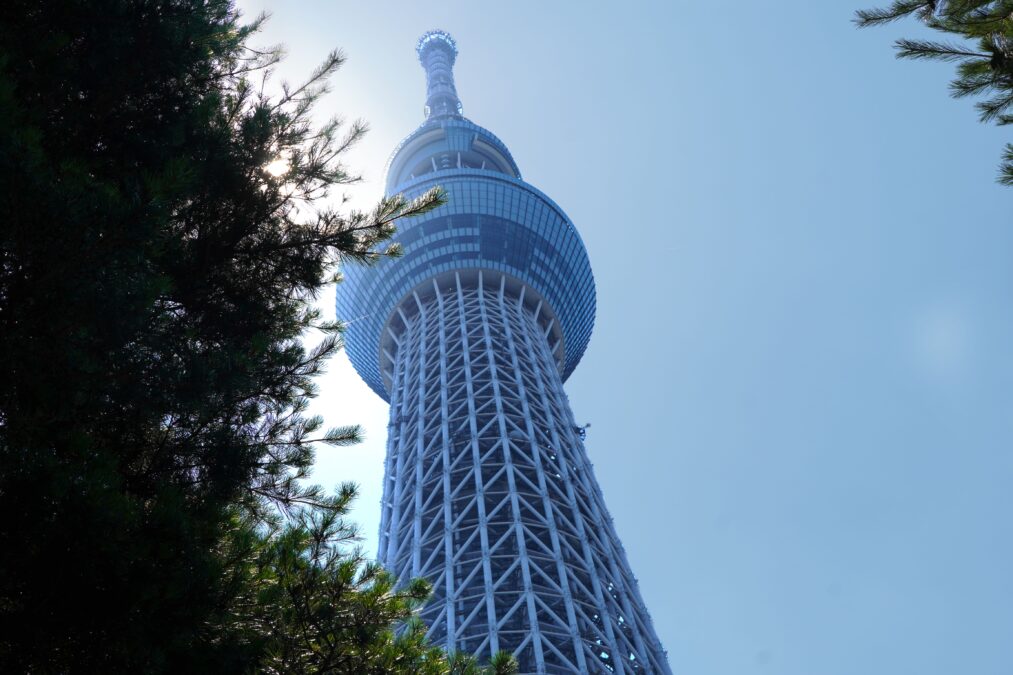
[855,1,1013,184]
[0,1,521,672]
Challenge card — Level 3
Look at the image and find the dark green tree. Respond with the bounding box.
[0,0,522,672]
[855,1,1013,184]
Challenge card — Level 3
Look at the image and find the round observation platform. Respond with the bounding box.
[416,30,458,62]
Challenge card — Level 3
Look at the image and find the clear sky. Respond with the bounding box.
[237,2,1013,673]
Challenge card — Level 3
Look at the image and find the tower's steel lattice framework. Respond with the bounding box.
[338,31,672,674]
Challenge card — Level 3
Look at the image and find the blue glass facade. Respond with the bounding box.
[338,163,595,399]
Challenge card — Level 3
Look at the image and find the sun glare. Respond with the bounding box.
[264,157,289,177]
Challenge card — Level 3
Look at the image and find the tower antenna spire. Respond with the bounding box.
[417,30,462,119]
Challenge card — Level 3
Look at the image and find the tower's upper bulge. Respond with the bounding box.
[385,118,521,194]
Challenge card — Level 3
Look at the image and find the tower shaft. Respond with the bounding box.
[378,270,671,674]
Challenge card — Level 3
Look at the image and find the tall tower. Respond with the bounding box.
[337,31,672,674]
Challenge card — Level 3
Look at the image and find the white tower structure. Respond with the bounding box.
[337,32,672,674]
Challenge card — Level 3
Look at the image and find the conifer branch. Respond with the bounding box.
[858,0,1013,184]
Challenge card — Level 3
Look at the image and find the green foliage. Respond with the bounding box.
[855,1,1013,183]
[220,485,518,674]
[0,0,495,672]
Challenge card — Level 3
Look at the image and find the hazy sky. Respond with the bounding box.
[237,2,1013,673]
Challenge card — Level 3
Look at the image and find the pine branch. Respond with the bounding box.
[999,143,1013,183]
[977,89,1013,120]
[322,425,363,447]
[859,0,1013,184]
[895,38,990,60]
[855,1,937,27]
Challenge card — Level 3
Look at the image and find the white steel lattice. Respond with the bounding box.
[377,270,672,674]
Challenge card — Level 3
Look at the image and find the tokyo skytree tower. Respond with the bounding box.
[337,31,672,674]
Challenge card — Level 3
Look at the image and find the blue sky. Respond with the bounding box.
[238,2,1013,673]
